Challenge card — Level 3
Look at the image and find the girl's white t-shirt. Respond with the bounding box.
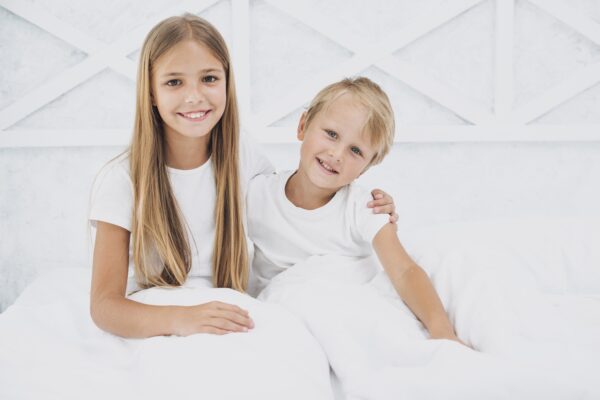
[88,136,273,283]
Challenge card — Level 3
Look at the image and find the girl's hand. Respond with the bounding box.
[369,189,398,223]
[173,301,255,336]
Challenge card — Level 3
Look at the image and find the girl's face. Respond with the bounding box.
[152,40,226,141]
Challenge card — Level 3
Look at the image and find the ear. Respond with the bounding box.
[297,111,307,141]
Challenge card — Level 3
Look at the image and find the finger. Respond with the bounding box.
[371,188,384,198]
[207,317,250,333]
[368,198,394,208]
[372,204,394,214]
[218,310,254,329]
[198,326,231,335]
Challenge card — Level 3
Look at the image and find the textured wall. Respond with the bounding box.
[1,0,600,311]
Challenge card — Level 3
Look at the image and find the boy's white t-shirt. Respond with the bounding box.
[88,136,273,283]
[247,170,389,292]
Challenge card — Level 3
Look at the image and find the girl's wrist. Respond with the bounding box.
[166,305,186,336]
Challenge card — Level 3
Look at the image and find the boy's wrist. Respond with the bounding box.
[427,320,456,339]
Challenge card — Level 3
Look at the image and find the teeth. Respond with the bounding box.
[318,158,336,173]
[184,111,206,119]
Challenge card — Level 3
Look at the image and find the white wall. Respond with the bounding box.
[1,0,600,311]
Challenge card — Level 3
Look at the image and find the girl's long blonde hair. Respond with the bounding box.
[129,14,247,291]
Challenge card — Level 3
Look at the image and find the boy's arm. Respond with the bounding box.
[372,224,462,343]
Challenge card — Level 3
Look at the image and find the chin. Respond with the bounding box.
[179,129,212,139]
[308,175,341,192]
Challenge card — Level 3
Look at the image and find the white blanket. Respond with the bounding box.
[2,217,599,399]
[258,250,600,400]
[0,269,334,400]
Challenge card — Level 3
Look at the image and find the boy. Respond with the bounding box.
[247,77,462,344]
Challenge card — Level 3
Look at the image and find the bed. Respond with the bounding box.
[1,217,599,399]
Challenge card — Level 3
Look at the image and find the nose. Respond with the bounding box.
[184,83,205,104]
[328,143,343,162]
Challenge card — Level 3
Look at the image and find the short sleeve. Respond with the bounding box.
[239,133,275,187]
[89,156,133,231]
[349,185,390,244]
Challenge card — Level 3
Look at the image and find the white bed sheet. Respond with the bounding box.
[2,217,599,399]
[0,268,335,400]
[258,217,600,399]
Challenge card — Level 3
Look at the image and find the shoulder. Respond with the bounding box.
[89,152,133,231]
[90,152,133,208]
[248,170,287,198]
[92,152,131,194]
[239,133,275,181]
[345,182,389,244]
[346,182,375,207]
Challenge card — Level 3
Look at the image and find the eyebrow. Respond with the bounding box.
[160,68,224,77]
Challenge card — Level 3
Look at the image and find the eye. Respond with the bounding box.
[351,146,362,156]
[165,79,182,87]
[325,130,337,139]
[203,75,218,83]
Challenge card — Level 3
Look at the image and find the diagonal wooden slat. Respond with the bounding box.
[0,0,103,53]
[528,0,600,47]
[0,0,220,131]
[255,0,487,128]
[508,0,600,123]
[513,62,600,124]
[0,0,599,146]
[0,58,106,131]
[263,0,370,52]
[377,57,496,125]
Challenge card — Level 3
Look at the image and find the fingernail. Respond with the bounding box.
[242,327,248,332]
[373,207,379,213]
[376,194,383,199]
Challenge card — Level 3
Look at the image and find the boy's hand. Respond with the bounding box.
[430,332,473,349]
[369,189,398,223]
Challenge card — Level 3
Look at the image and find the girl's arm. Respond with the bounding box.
[90,221,253,338]
[372,224,462,343]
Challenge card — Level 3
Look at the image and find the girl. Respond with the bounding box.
[89,13,396,338]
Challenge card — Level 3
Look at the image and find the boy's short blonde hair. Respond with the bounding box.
[303,77,395,166]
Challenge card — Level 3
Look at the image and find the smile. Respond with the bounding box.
[178,110,211,121]
[316,157,338,174]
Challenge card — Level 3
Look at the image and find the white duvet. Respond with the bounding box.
[259,217,600,400]
[0,271,334,400]
[1,217,599,400]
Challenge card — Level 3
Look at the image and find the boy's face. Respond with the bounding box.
[297,93,376,192]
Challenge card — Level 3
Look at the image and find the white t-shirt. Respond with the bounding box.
[247,170,389,293]
[89,136,273,283]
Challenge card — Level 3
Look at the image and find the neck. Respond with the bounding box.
[285,169,337,210]
[164,132,210,170]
